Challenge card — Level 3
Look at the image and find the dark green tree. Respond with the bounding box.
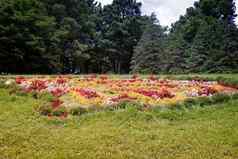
[131,14,166,74]
[165,0,238,73]
[101,0,143,73]
[0,0,61,73]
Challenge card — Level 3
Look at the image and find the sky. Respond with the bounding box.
[97,0,238,26]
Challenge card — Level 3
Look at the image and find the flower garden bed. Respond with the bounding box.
[2,75,238,118]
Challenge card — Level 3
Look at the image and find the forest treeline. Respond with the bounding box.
[0,0,238,74]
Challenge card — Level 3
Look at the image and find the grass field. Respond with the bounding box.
[0,74,238,159]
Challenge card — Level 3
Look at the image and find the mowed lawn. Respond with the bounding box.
[0,74,238,159]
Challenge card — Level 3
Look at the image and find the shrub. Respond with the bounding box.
[38,92,54,102]
[37,103,68,117]
[8,83,24,95]
[231,93,238,100]
[211,93,231,104]
[38,104,53,116]
[70,107,87,116]
[216,77,238,88]
[196,97,213,107]
[0,80,6,88]
[183,98,198,107]
[30,91,39,99]
[52,107,68,117]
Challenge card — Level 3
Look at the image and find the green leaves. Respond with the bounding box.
[164,0,238,74]
[131,18,166,74]
[0,0,237,74]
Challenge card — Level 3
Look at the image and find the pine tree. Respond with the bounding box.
[101,0,143,73]
[131,14,166,74]
[165,0,238,73]
[0,0,60,73]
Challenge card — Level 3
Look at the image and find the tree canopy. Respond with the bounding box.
[0,0,237,74]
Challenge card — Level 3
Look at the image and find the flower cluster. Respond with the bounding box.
[16,76,26,84]
[13,75,237,109]
[198,86,218,96]
[16,77,70,97]
[72,88,100,99]
[135,88,175,99]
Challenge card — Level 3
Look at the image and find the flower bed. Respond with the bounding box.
[5,75,238,117]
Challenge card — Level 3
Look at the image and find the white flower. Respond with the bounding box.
[5,79,14,85]
[186,89,199,97]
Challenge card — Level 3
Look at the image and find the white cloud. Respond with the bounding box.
[97,0,238,26]
[97,0,112,6]
[141,0,197,26]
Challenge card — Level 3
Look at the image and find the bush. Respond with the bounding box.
[38,92,54,102]
[196,97,213,107]
[183,98,198,107]
[38,104,53,116]
[30,91,38,99]
[0,80,6,88]
[15,90,28,97]
[211,93,231,104]
[70,107,87,116]
[0,79,16,89]
[37,103,68,117]
[231,93,238,100]
[8,83,26,96]
[52,107,68,117]
[106,101,142,111]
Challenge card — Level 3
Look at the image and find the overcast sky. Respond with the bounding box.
[97,0,238,26]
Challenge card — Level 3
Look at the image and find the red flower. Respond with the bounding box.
[74,88,99,99]
[16,76,26,84]
[30,80,47,91]
[56,77,67,85]
[132,74,139,80]
[158,87,175,99]
[128,79,137,83]
[135,88,174,99]
[51,88,66,97]
[51,99,63,109]
[149,75,158,81]
[99,75,108,81]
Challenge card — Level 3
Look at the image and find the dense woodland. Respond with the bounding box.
[0,0,237,74]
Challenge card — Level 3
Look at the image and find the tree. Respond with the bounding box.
[100,0,143,73]
[0,0,237,74]
[165,0,238,73]
[131,14,166,74]
[42,0,101,73]
[0,0,61,73]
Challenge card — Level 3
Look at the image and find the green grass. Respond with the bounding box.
[0,74,238,159]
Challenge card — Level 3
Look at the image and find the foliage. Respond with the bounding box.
[131,14,166,74]
[164,0,238,73]
[0,0,61,73]
[0,0,238,74]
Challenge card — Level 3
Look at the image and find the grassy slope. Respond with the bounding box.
[0,74,238,159]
